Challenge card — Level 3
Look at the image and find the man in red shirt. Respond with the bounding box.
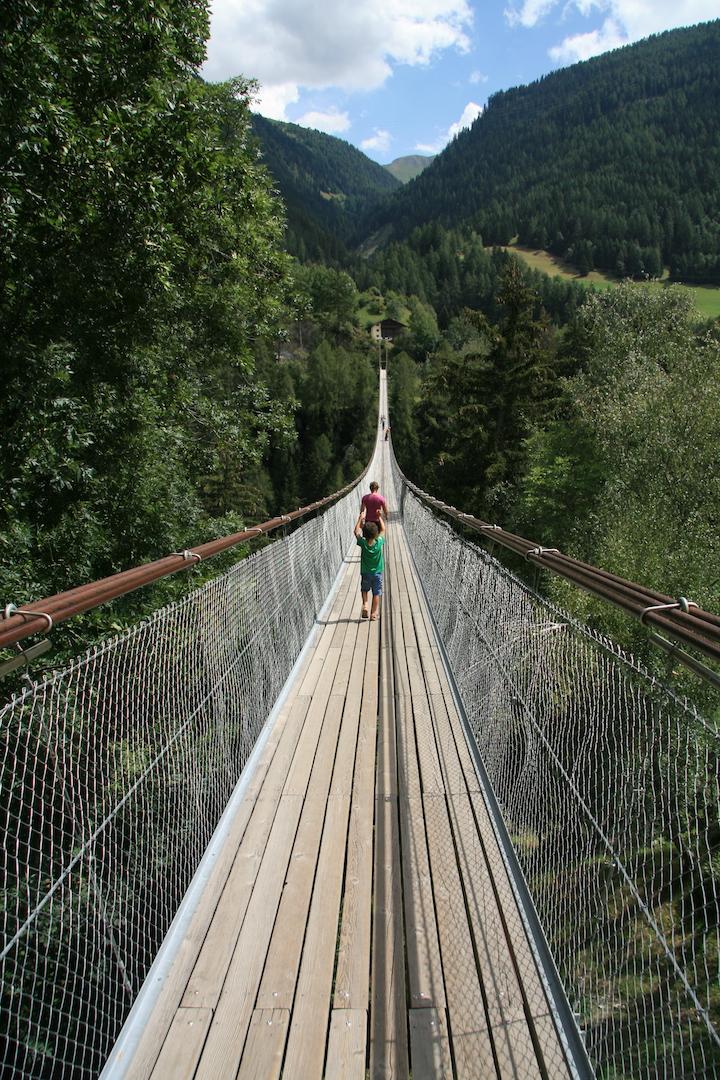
[360,481,387,526]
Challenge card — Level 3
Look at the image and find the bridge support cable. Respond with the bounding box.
[391,450,720,1079]
[401,481,720,682]
[0,474,367,654]
[0,452,380,1078]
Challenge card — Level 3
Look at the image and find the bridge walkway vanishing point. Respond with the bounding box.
[116,436,577,1079]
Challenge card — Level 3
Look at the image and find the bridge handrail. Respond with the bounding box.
[402,477,720,680]
[0,469,366,651]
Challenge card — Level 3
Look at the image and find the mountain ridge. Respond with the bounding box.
[250,113,399,262]
[384,154,435,183]
[363,20,720,283]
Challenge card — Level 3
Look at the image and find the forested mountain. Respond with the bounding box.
[366,21,720,283]
[384,155,434,183]
[251,114,400,263]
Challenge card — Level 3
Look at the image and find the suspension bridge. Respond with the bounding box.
[1,372,719,1078]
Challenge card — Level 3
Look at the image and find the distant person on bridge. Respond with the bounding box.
[354,511,385,621]
[360,480,387,526]
[384,425,391,442]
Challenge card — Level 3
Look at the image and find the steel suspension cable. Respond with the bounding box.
[401,477,720,671]
[0,470,366,651]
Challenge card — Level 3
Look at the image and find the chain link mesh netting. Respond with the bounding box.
[390,457,720,1080]
[0,474,369,1078]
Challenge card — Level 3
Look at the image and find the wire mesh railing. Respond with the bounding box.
[0,470,368,1077]
[390,454,720,1080]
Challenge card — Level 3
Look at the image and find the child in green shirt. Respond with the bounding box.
[354,511,385,620]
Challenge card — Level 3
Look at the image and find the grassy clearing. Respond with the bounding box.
[501,244,720,320]
[356,291,411,330]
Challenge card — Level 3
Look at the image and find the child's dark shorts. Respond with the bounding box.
[361,572,383,596]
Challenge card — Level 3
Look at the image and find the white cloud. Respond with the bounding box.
[361,129,393,152]
[469,69,489,83]
[204,0,474,119]
[251,82,299,120]
[296,108,351,134]
[504,0,557,28]
[505,0,720,62]
[549,19,625,62]
[416,100,483,153]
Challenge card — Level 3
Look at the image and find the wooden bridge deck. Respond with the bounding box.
[123,471,573,1078]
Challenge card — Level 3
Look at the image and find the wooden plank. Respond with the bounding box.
[376,577,398,797]
[395,692,423,798]
[397,533,483,797]
[387,539,423,800]
[393,543,467,797]
[532,1014,573,1079]
[429,692,480,796]
[253,773,330,1011]
[325,1009,367,1080]
[395,538,481,795]
[403,645,445,795]
[370,796,408,1079]
[297,566,356,697]
[333,619,378,1009]
[400,799,446,1010]
[396,527,570,1071]
[421,794,496,1079]
[447,793,527,1030]
[252,695,312,800]
[184,624,347,1012]
[191,795,302,1078]
[389,538,447,1012]
[282,794,352,1079]
[332,782,374,1010]
[179,794,278,1011]
[369,523,409,1077]
[491,1017,546,1079]
[255,687,348,1010]
[468,791,556,1024]
[149,1007,212,1079]
[409,1008,453,1079]
[283,646,342,795]
[182,562,360,1076]
[328,623,366,797]
[236,1009,289,1080]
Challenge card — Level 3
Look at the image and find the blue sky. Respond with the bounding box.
[203,1,720,163]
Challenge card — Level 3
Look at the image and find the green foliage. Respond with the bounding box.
[387,351,420,478]
[357,222,587,329]
[511,284,720,663]
[0,1,298,657]
[260,333,377,512]
[292,263,359,337]
[405,264,558,518]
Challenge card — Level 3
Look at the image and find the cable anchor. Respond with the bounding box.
[639,597,698,625]
[2,603,53,632]
[0,604,53,680]
[525,547,560,562]
[171,550,202,563]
